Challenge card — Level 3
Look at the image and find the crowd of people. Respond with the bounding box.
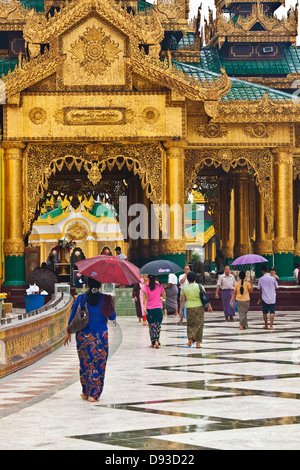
[63,248,295,403]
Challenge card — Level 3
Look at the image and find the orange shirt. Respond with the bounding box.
[234,280,252,301]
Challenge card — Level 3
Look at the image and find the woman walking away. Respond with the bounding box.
[64,277,116,402]
[164,273,179,316]
[179,271,212,348]
[230,271,253,330]
[143,275,166,349]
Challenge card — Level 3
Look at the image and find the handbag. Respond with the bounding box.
[198,283,210,308]
[67,294,89,334]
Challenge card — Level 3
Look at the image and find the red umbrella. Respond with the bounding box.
[75,255,141,285]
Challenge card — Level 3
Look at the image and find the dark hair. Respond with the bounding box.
[86,277,101,306]
[149,275,157,291]
[101,246,112,255]
[239,270,246,295]
[261,264,268,273]
[187,271,196,283]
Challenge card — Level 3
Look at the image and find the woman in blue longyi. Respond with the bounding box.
[64,277,116,402]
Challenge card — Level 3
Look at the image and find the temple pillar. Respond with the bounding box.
[2,142,26,286]
[273,148,294,279]
[219,176,234,263]
[160,140,186,267]
[127,177,139,262]
[254,186,274,276]
[137,184,150,264]
[233,169,251,258]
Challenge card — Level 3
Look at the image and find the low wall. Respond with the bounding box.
[0,294,73,379]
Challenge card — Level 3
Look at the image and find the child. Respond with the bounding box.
[270,267,279,281]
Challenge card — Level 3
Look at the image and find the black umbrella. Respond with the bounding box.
[140,260,183,276]
[27,268,58,294]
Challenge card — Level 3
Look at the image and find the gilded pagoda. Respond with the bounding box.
[1,0,300,300]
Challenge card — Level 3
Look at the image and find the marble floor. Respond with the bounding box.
[1,310,300,450]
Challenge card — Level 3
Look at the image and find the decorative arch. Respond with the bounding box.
[24,142,164,235]
[184,148,274,231]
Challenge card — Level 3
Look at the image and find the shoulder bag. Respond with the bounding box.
[67,294,89,334]
[198,283,210,308]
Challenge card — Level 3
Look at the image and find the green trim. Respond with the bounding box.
[3,255,25,286]
[273,252,294,280]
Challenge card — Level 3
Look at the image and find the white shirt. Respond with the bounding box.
[217,273,236,290]
[117,253,127,260]
[179,273,188,289]
[294,268,299,281]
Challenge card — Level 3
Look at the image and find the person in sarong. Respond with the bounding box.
[179,271,212,348]
[64,277,116,402]
[164,273,178,316]
[215,266,236,321]
[143,276,166,349]
[133,282,144,323]
[230,271,253,330]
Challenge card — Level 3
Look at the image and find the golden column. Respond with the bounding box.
[219,176,234,261]
[161,140,186,265]
[2,142,26,286]
[138,183,150,261]
[254,187,273,257]
[233,169,250,257]
[273,148,294,279]
[127,176,139,261]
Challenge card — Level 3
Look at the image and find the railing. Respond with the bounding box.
[0,293,74,378]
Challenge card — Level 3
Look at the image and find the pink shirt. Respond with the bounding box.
[144,284,164,309]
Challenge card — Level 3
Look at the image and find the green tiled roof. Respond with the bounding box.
[40,205,63,219]
[137,0,153,13]
[20,0,44,12]
[199,44,300,77]
[173,60,294,101]
[89,203,116,218]
[0,58,18,77]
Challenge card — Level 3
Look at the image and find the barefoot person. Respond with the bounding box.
[143,276,166,348]
[257,264,278,329]
[230,271,253,330]
[180,271,212,348]
[215,266,236,321]
[64,277,116,402]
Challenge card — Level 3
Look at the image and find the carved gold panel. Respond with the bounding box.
[60,16,126,88]
[5,93,183,141]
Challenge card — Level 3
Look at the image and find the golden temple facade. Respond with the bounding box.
[1,0,300,298]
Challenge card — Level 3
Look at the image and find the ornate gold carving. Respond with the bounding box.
[155,0,189,31]
[23,0,164,48]
[159,239,186,255]
[66,221,88,241]
[3,239,25,256]
[197,123,228,138]
[54,107,126,125]
[185,147,274,231]
[131,52,231,102]
[29,107,47,125]
[0,0,29,31]
[1,49,65,100]
[205,2,298,48]
[69,26,121,77]
[243,123,275,138]
[273,237,295,254]
[84,161,102,185]
[208,94,300,123]
[142,107,160,124]
[24,143,164,235]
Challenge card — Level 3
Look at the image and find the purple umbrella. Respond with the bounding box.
[231,254,268,266]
